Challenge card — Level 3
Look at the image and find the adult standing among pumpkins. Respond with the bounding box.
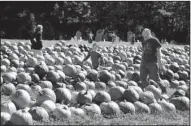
[30,24,43,56]
[140,28,167,93]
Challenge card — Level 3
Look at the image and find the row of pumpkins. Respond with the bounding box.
[1,40,190,125]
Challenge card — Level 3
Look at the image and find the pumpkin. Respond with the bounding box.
[41,100,56,114]
[39,81,53,89]
[36,88,56,106]
[131,72,140,83]
[115,81,128,88]
[1,112,11,125]
[145,85,162,101]
[149,102,163,114]
[46,71,60,84]
[172,89,186,97]
[134,101,150,113]
[57,70,66,82]
[11,59,20,68]
[34,61,49,79]
[30,74,40,83]
[70,91,79,105]
[87,90,96,99]
[98,70,112,83]
[53,105,71,119]
[16,72,31,84]
[55,57,64,65]
[16,84,32,94]
[74,82,87,91]
[128,86,143,95]
[118,100,135,114]
[158,99,176,112]
[63,64,77,77]
[29,106,49,121]
[45,55,55,65]
[93,91,111,104]
[10,109,33,125]
[169,96,189,111]
[107,81,116,88]
[30,84,42,99]
[1,83,16,96]
[74,72,86,82]
[84,80,95,90]
[115,74,122,81]
[170,80,179,88]
[1,58,10,68]
[82,103,101,115]
[126,70,134,80]
[2,72,17,83]
[11,89,31,109]
[1,65,7,73]
[69,107,85,116]
[95,81,107,90]
[25,56,38,67]
[86,69,98,81]
[1,101,17,115]
[109,86,125,101]
[100,101,120,115]
[178,71,188,81]
[55,88,72,104]
[77,90,92,105]
[123,88,139,103]
[127,80,138,86]
[169,62,179,73]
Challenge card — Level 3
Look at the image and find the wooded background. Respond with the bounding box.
[0,1,190,44]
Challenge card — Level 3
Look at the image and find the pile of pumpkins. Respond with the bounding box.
[1,40,190,125]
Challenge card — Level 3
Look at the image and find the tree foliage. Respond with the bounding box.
[0,1,190,43]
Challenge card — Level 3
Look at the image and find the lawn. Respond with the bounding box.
[1,39,190,125]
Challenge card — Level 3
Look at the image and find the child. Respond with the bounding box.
[30,24,43,56]
[81,43,104,70]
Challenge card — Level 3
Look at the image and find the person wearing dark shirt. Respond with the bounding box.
[30,25,43,56]
[140,28,167,93]
[81,43,104,70]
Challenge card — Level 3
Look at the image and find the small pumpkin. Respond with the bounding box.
[100,101,120,115]
[39,81,53,89]
[109,86,125,101]
[134,101,150,114]
[169,96,189,111]
[149,102,163,114]
[82,103,101,115]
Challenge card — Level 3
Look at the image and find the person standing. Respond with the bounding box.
[30,24,43,56]
[140,28,167,93]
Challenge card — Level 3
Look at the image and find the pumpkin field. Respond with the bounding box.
[1,39,190,125]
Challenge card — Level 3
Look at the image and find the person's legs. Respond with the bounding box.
[148,62,167,93]
[140,62,149,89]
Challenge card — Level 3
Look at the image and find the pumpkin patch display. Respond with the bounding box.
[0,40,190,124]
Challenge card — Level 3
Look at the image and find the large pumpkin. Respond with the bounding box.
[1,101,17,115]
[11,89,31,109]
[169,96,189,111]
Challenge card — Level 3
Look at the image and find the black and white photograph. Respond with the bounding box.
[0,1,190,125]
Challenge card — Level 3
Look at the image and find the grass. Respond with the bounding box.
[1,39,190,125]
